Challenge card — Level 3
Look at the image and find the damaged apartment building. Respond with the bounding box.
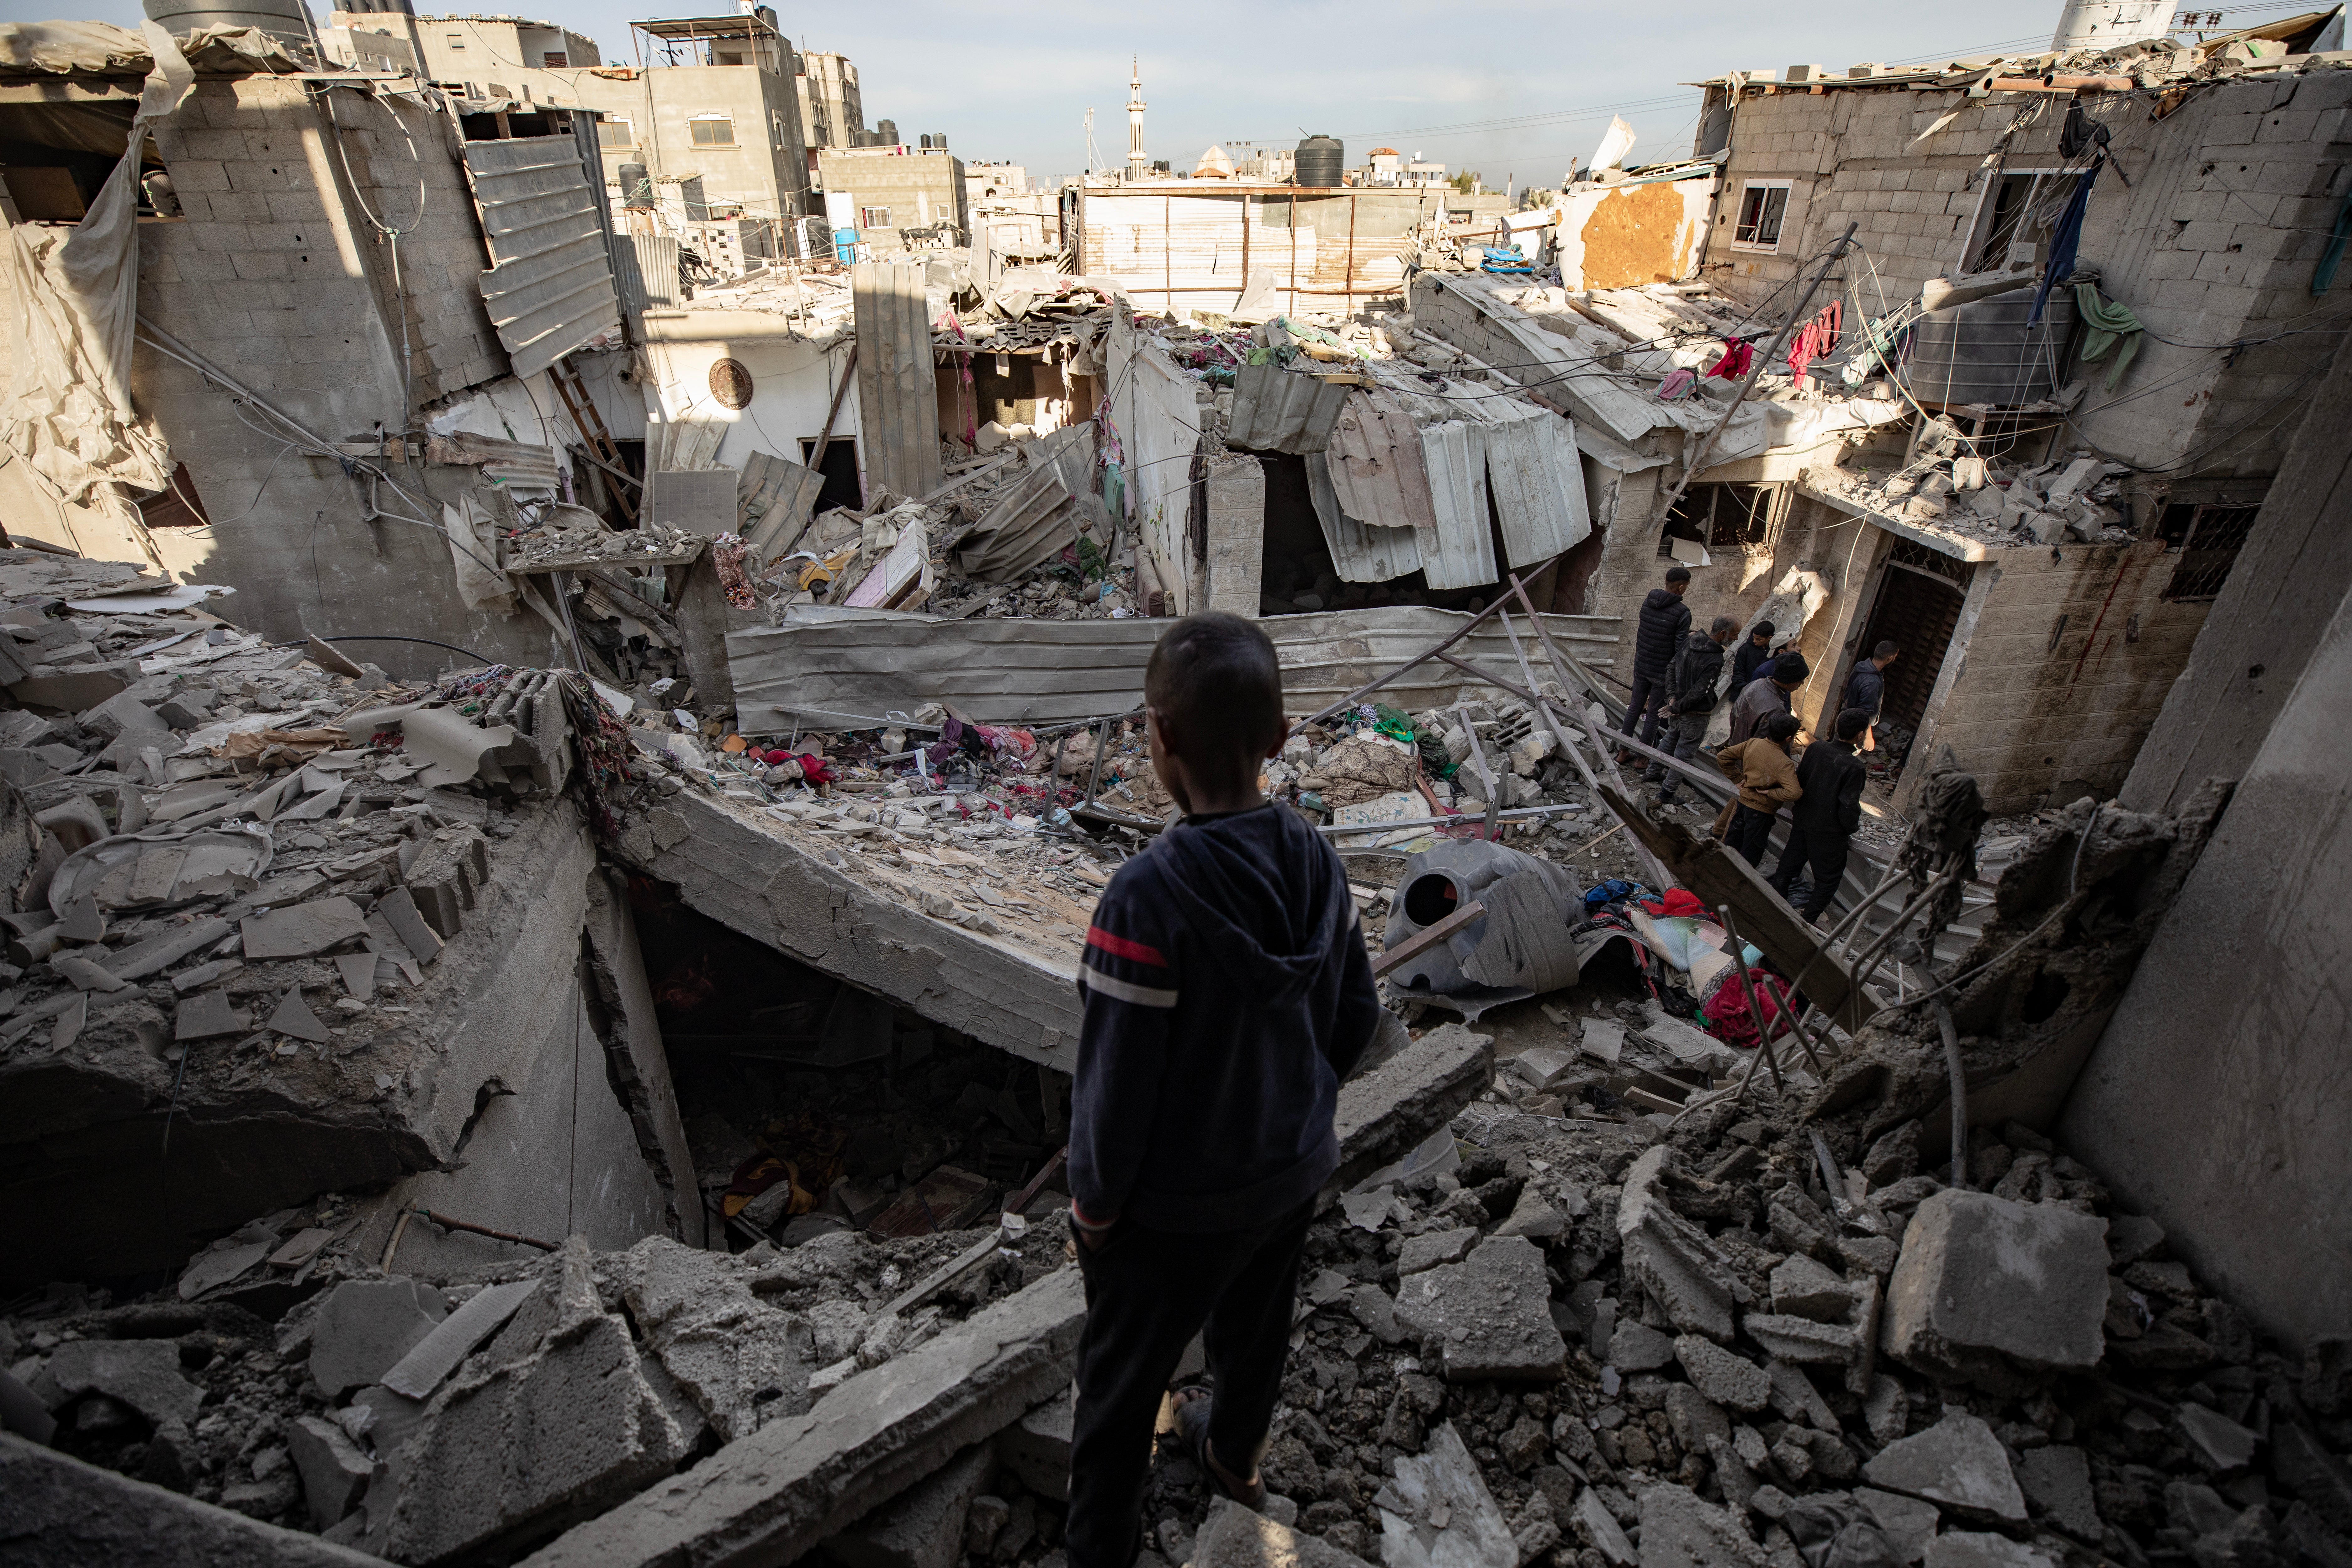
[0,7,2348,1568]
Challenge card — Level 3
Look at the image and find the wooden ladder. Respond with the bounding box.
[548,355,639,524]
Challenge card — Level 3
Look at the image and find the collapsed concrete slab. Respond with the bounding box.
[522,1266,1088,1568]
[1882,1190,2107,1390]
[1860,1413,2029,1526]
[0,797,702,1284]
[1392,1235,1566,1382]
[613,789,1086,1069]
[1327,1023,1493,1198]
[1616,1146,1743,1343]
[0,1430,380,1565]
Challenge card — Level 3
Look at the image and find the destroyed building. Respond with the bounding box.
[0,4,2348,1568]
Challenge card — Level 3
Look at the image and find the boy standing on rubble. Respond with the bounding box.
[1714,709,1803,866]
[1064,612,1385,1568]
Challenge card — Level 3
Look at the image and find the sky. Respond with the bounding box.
[26,0,2180,184]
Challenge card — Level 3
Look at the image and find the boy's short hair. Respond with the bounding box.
[1753,620,1776,641]
[1761,711,1801,744]
[1664,565,1692,585]
[1835,707,1873,740]
[1874,640,1901,660]
[1772,653,1811,686]
[1145,612,1284,752]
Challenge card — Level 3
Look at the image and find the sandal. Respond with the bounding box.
[1170,1386,1266,1510]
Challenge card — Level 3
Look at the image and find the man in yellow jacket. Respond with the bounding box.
[1711,710,1802,866]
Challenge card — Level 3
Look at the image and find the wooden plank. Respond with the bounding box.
[739,450,825,560]
[1371,900,1485,979]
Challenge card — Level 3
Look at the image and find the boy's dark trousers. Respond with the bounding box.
[1064,1198,1315,1568]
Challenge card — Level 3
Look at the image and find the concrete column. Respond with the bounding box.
[1203,451,1265,617]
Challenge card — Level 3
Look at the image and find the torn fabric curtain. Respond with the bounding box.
[3,21,191,505]
[2073,282,2143,392]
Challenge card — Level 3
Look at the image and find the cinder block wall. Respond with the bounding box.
[1704,71,2352,488]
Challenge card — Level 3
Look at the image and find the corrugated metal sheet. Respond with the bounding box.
[645,469,739,535]
[1324,392,1436,537]
[1480,406,1592,568]
[727,604,1623,729]
[1417,421,1496,590]
[1226,362,1351,454]
[461,135,624,380]
[1305,452,1422,583]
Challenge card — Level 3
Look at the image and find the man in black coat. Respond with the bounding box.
[1770,707,1871,921]
[1844,641,1899,734]
[1617,565,1692,761]
[1730,620,1775,694]
[1648,615,1738,806]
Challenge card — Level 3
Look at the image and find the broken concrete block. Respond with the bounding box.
[1350,1283,1405,1346]
[2178,1404,2260,1472]
[1610,1321,1677,1373]
[1391,1235,1566,1382]
[177,1238,270,1300]
[1883,1190,2107,1387]
[335,951,377,1000]
[2,1433,379,1565]
[288,1414,375,1529]
[1863,1376,1908,1447]
[1328,1024,1491,1197]
[1637,1482,1768,1568]
[1674,1336,1770,1413]
[615,1236,813,1443]
[310,1278,451,1398]
[1924,1533,2053,1568]
[1745,1284,1880,1395]
[1766,1361,1838,1433]
[1398,1227,1479,1276]
[1768,1255,1852,1322]
[1575,1485,1638,1566]
[996,1387,1072,1498]
[1201,1494,1379,1568]
[172,988,246,1042]
[1856,1488,1940,1564]
[1494,1186,1566,1240]
[1510,1047,1578,1091]
[1664,1385,1731,1454]
[37,1339,202,1429]
[380,1278,538,1401]
[1377,1421,1517,1568]
[2016,1445,2100,1540]
[1861,1413,2028,1525]
[523,1267,1087,1568]
[1618,1147,1741,1342]
[2106,1214,2164,1267]
[267,986,331,1044]
[374,1241,697,1564]
[826,1443,999,1568]
[372,885,445,964]
[241,895,370,960]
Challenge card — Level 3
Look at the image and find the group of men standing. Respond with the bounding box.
[1613,564,1901,923]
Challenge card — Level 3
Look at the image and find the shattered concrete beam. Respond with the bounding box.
[522,1267,1088,1568]
[1327,1022,1495,1199]
[0,1432,382,1566]
[614,791,1084,1069]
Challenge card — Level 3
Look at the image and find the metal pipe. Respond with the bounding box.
[1935,1002,1969,1190]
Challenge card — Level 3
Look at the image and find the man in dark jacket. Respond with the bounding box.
[1648,615,1738,806]
[1844,641,1899,729]
[1617,565,1692,761]
[1771,707,1871,920]
[1066,612,1383,1568]
[1730,620,1775,694]
[1727,652,1809,744]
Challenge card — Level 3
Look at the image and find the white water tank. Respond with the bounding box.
[143,0,319,55]
[2051,0,2171,52]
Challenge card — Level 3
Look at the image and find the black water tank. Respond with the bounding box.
[618,162,652,208]
[1296,134,1343,188]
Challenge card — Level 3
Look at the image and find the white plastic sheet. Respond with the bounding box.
[3,22,191,504]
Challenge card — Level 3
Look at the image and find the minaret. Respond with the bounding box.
[1126,59,1147,182]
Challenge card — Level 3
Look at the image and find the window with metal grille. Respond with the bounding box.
[860,206,890,228]
[1733,183,1788,250]
[1657,482,1783,556]
[1886,537,1969,584]
[2158,502,2259,601]
[598,116,633,148]
[689,116,736,147]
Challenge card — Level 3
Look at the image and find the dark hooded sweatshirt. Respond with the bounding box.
[1068,801,1381,1233]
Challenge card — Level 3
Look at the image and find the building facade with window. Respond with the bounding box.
[413,14,603,101]
[569,14,814,262]
[817,145,969,252]
[796,51,869,151]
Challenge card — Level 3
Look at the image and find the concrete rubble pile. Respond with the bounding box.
[1815,442,2136,553]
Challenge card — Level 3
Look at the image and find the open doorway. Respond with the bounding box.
[1847,540,1972,778]
[798,437,862,511]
